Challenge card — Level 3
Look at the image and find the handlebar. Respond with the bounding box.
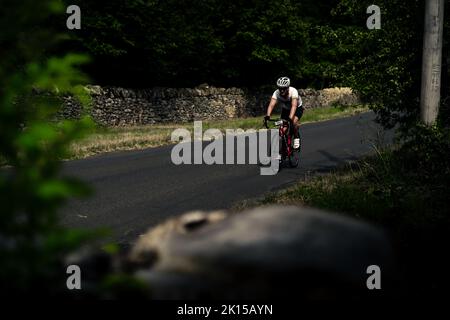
[263,118,291,129]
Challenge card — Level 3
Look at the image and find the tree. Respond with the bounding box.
[66,0,340,87]
[334,0,449,130]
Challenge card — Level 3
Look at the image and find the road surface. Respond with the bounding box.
[61,112,393,244]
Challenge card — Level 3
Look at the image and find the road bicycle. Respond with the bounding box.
[264,118,301,168]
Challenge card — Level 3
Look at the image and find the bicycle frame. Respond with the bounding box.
[265,119,294,158]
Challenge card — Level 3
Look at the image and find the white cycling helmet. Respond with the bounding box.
[276,76,290,88]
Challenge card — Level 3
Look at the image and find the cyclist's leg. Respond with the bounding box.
[292,106,303,138]
[292,106,303,149]
[292,116,300,138]
[295,105,304,121]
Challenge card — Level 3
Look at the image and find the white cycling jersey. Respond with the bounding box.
[272,87,303,110]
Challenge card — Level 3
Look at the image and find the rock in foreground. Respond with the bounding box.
[128,206,394,300]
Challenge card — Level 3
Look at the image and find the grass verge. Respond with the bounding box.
[68,104,368,159]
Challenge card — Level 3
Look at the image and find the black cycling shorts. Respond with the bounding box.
[281,105,304,120]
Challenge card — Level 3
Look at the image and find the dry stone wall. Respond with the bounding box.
[60,85,361,126]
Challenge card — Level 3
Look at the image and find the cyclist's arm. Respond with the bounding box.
[289,98,298,120]
[266,98,277,117]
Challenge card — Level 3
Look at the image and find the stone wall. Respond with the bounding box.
[61,85,360,126]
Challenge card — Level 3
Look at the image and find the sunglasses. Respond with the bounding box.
[279,88,288,93]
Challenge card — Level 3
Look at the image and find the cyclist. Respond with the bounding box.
[264,76,303,150]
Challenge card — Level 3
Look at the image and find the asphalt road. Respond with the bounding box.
[61,112,393,244]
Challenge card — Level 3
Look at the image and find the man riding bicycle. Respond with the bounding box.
[264,77,303,150]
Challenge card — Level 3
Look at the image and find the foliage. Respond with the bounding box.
[0,0,95,294]
[66,0,341,88]
[331,1,418,129]
[398,124,450,186]
[331,0,450,130]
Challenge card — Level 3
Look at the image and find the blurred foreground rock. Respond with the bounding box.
[128,206,394,300]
